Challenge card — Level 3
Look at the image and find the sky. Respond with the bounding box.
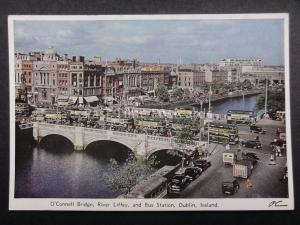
[14,19,284,65]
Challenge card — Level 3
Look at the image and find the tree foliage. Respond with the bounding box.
[242,79,253,89]
[170,118,199,167]
[183,88,191,97]
[156,85,169,101]
[105,155,157,194]
[173,88,183,99]
[255,88,285,112]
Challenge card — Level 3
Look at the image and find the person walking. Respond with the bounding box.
[246,178,253,188]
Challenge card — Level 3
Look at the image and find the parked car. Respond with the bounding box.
[167,175,191,195]
[241,140,262,149]
[193,159,211,171]
[242,152,259,160]
[184,167,202,181]
[270,139,286,148]
[250,125,266,134]
[242,152,259,165]
[222,179,240,195]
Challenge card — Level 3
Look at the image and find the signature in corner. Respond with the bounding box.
[268,200,288,207]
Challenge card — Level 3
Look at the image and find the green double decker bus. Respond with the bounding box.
[204,122,239,145]
[227,110,254,124]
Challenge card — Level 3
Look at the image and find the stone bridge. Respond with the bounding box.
[33,122,206,158]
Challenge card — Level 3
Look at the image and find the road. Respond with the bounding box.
[178,119,288,198]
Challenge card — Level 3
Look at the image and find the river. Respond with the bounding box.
[14,94,259,198]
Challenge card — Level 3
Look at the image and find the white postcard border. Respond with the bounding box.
[8,13,294,211]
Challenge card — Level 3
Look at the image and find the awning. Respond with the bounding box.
[69,96,78,104]
[57,95,69,100]
[104,96,115,102]
[84,96,99,103]
[147,90,155,94]
[79,97,83,104]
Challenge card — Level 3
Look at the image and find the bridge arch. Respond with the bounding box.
[147,148,183,168]
[84,138,136,162]
[39,134,74,152]
[40,134,74,146]
[84,137,135,153]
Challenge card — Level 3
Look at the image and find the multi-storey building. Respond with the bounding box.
[32,47,59,104]
[205,69,228,83]
[240,66,285,84]
[69,57,84,98]
[176,65,205,90]
[140,65,169,92]
[83,63,105,97]
[57,60,70,96]
[15,59,24,100]
[219,58,264,71]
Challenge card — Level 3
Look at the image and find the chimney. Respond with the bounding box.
[79,56,85,63]
[72,56,76,62]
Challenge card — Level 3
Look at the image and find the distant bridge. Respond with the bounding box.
[33,122,206,158]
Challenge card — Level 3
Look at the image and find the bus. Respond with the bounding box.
[227,110,254,124]
[15,103,31,116]
[204,122,239,144]
[126,165,178,199]
[136,118,165,128]
[175,107,195,117]
[31,108,52,121]
[44,111,69,123]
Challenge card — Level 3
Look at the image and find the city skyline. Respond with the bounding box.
[14,19,284,66]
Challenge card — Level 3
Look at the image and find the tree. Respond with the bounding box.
[171,118,199,168]
[255,88,285,112]
[105,155,157,194]
[156,85,169,101]
[173,88,183,99]
[183,88,191,98]
[242,79,253,89]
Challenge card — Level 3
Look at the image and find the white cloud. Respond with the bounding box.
[56,30,73,38]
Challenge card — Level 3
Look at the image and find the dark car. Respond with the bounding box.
[242,152,259,165]
[241,140,262,149]
[250,125,266,134]
[222,179,240,195]
[167,175,191,195]
[184,167,202,181]
[270,139,286,148]
[193,159,211,171]
[242,152,259,160]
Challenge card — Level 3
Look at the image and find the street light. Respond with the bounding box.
[208,86,212,113]
[264,79,268,118]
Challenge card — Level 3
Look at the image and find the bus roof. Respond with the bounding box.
[126,165,176,198]
[208,121,237,128]
[227,109,253,114]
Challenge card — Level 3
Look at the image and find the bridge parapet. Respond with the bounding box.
[33,122,207,157]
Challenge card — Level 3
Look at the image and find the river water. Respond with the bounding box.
[15,95,259,198]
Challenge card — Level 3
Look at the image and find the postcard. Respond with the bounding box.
[9,14,294,211]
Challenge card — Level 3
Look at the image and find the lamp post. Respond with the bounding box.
[208,86,212,113]
[264,79,268,118]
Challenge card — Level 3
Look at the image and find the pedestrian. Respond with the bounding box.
[256,135,259,141]
[246,178,253,188]
[225,143,230,151]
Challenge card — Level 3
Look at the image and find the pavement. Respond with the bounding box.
[177,119,288,198]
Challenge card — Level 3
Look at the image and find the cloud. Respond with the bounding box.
[14,26,36,46]
[56,30,73,38]
[13,19,284,65]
